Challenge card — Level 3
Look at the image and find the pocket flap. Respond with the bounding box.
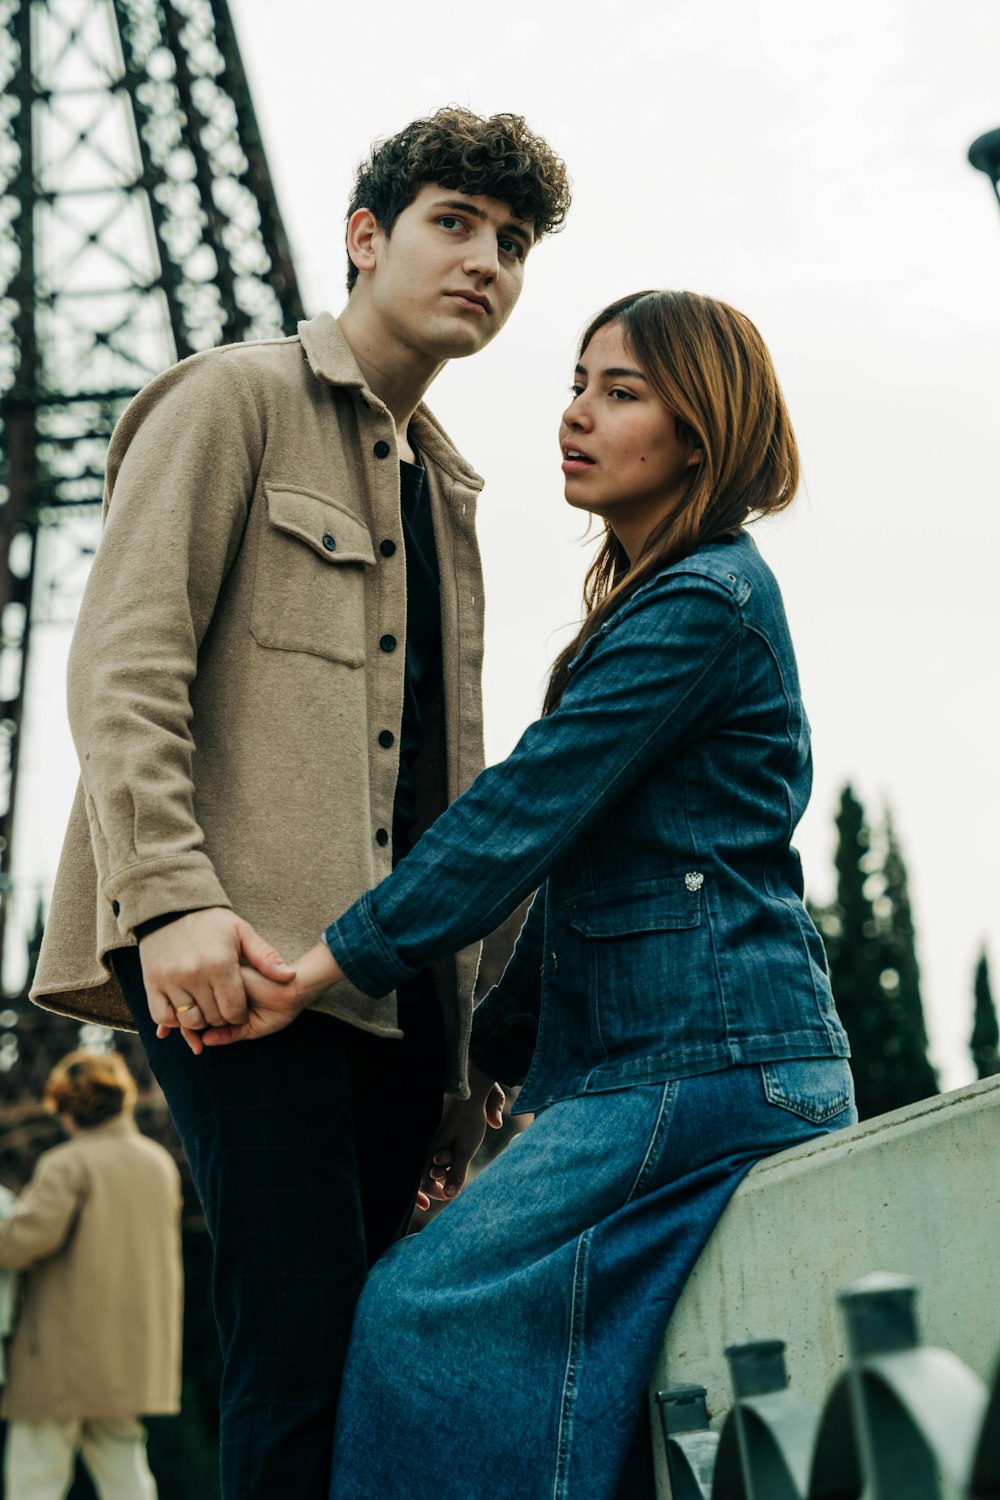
[565,880,702,937]
[265,487,376,565]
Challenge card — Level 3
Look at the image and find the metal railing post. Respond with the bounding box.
[711,1338,817,1500]
[838,1273,987,1500]
[656,1383,718,1499]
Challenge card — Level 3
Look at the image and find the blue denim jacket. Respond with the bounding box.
[325,531,849,1111]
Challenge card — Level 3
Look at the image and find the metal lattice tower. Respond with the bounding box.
[0,0,304,1016]
[0,0,305,1156]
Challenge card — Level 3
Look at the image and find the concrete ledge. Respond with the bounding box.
[649,1074,1000,1495]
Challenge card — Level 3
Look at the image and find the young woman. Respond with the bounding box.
[189,290,856,1498]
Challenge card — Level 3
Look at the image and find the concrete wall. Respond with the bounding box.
[649,1074,1000,1496]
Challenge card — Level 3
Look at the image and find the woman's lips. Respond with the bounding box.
[561,446,596,473]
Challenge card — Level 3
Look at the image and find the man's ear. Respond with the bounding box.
[346,207,380,279]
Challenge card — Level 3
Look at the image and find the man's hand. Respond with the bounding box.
[419,1060,505,1206]
[140,907,294,1047]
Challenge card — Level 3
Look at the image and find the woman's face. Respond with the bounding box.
[559,320,699,560]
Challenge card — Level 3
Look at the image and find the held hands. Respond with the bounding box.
[143,915,343,1055]
[195,943,343,1049]
[140,907,295,1048]
[418,1059,506,1207]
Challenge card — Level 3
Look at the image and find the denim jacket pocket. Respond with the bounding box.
[760,1058,856,1124]
[564,879,703,937]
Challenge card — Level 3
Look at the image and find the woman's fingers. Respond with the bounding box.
[420,1147,453,1201]
[435,1133,482,1199]
[485,1083,506,1129]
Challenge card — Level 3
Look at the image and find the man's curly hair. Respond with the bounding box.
[345,106,571,291]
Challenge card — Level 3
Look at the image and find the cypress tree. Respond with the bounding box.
[813,786,937,1119]
[970,949,1000,1080]
[812,786,880,1116]
[880,813,938,1100]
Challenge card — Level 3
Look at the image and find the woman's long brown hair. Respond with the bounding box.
[543,290,800,713]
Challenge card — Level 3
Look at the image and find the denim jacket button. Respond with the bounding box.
[549,951,559,972]
[684,872,704,891]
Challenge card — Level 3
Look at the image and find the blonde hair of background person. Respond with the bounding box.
[0,1050,182,1500]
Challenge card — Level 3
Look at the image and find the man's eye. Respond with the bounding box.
[499,237,525,260]
[439,216,463,230]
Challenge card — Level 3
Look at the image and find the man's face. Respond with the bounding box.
[358,183,534,360]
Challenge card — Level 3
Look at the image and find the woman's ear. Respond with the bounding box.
[674,416,703,470]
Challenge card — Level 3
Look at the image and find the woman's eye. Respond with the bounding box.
[569,383,584,397]
[609,388,636,401]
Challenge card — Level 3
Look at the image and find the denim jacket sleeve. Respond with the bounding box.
[323,570,742,998]
[468,893,545,1086]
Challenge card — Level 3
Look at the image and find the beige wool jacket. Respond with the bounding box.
[31,313,487,1093]
[0,1116,183,1421]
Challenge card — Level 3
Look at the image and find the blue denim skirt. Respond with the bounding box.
[329,1058,856,1500]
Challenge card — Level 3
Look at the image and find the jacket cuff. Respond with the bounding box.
[102,856,230,940]
[323,891,422,998]
[468,987,538,1089]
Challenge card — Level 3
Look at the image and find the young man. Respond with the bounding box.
[31,108,570,1499]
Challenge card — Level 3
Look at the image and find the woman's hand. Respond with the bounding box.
[418,1060,505,1206]
[168,942,344,1053]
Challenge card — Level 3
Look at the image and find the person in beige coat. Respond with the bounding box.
[30,106,571,1500]
[0,1050,182,1499]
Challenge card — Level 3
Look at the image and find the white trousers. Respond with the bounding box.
[4,1418,157,1500]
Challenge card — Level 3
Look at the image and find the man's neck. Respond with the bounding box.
[337,299,443,458]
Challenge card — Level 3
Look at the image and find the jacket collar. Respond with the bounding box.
[298,312,484,493]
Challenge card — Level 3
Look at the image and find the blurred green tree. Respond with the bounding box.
[880,810,938,1103]
[811,785,937,1120]
[970,949,1000,1080]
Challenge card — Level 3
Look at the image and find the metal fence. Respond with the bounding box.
[657,1273,999,1499]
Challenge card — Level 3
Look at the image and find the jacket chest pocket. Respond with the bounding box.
[251,487,376,667]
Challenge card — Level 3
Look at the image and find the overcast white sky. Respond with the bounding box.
[13,0,1000,1090]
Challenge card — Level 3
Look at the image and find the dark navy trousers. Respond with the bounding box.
[115,948,446,1500]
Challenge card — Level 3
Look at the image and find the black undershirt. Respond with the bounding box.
[392,451,441,857]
